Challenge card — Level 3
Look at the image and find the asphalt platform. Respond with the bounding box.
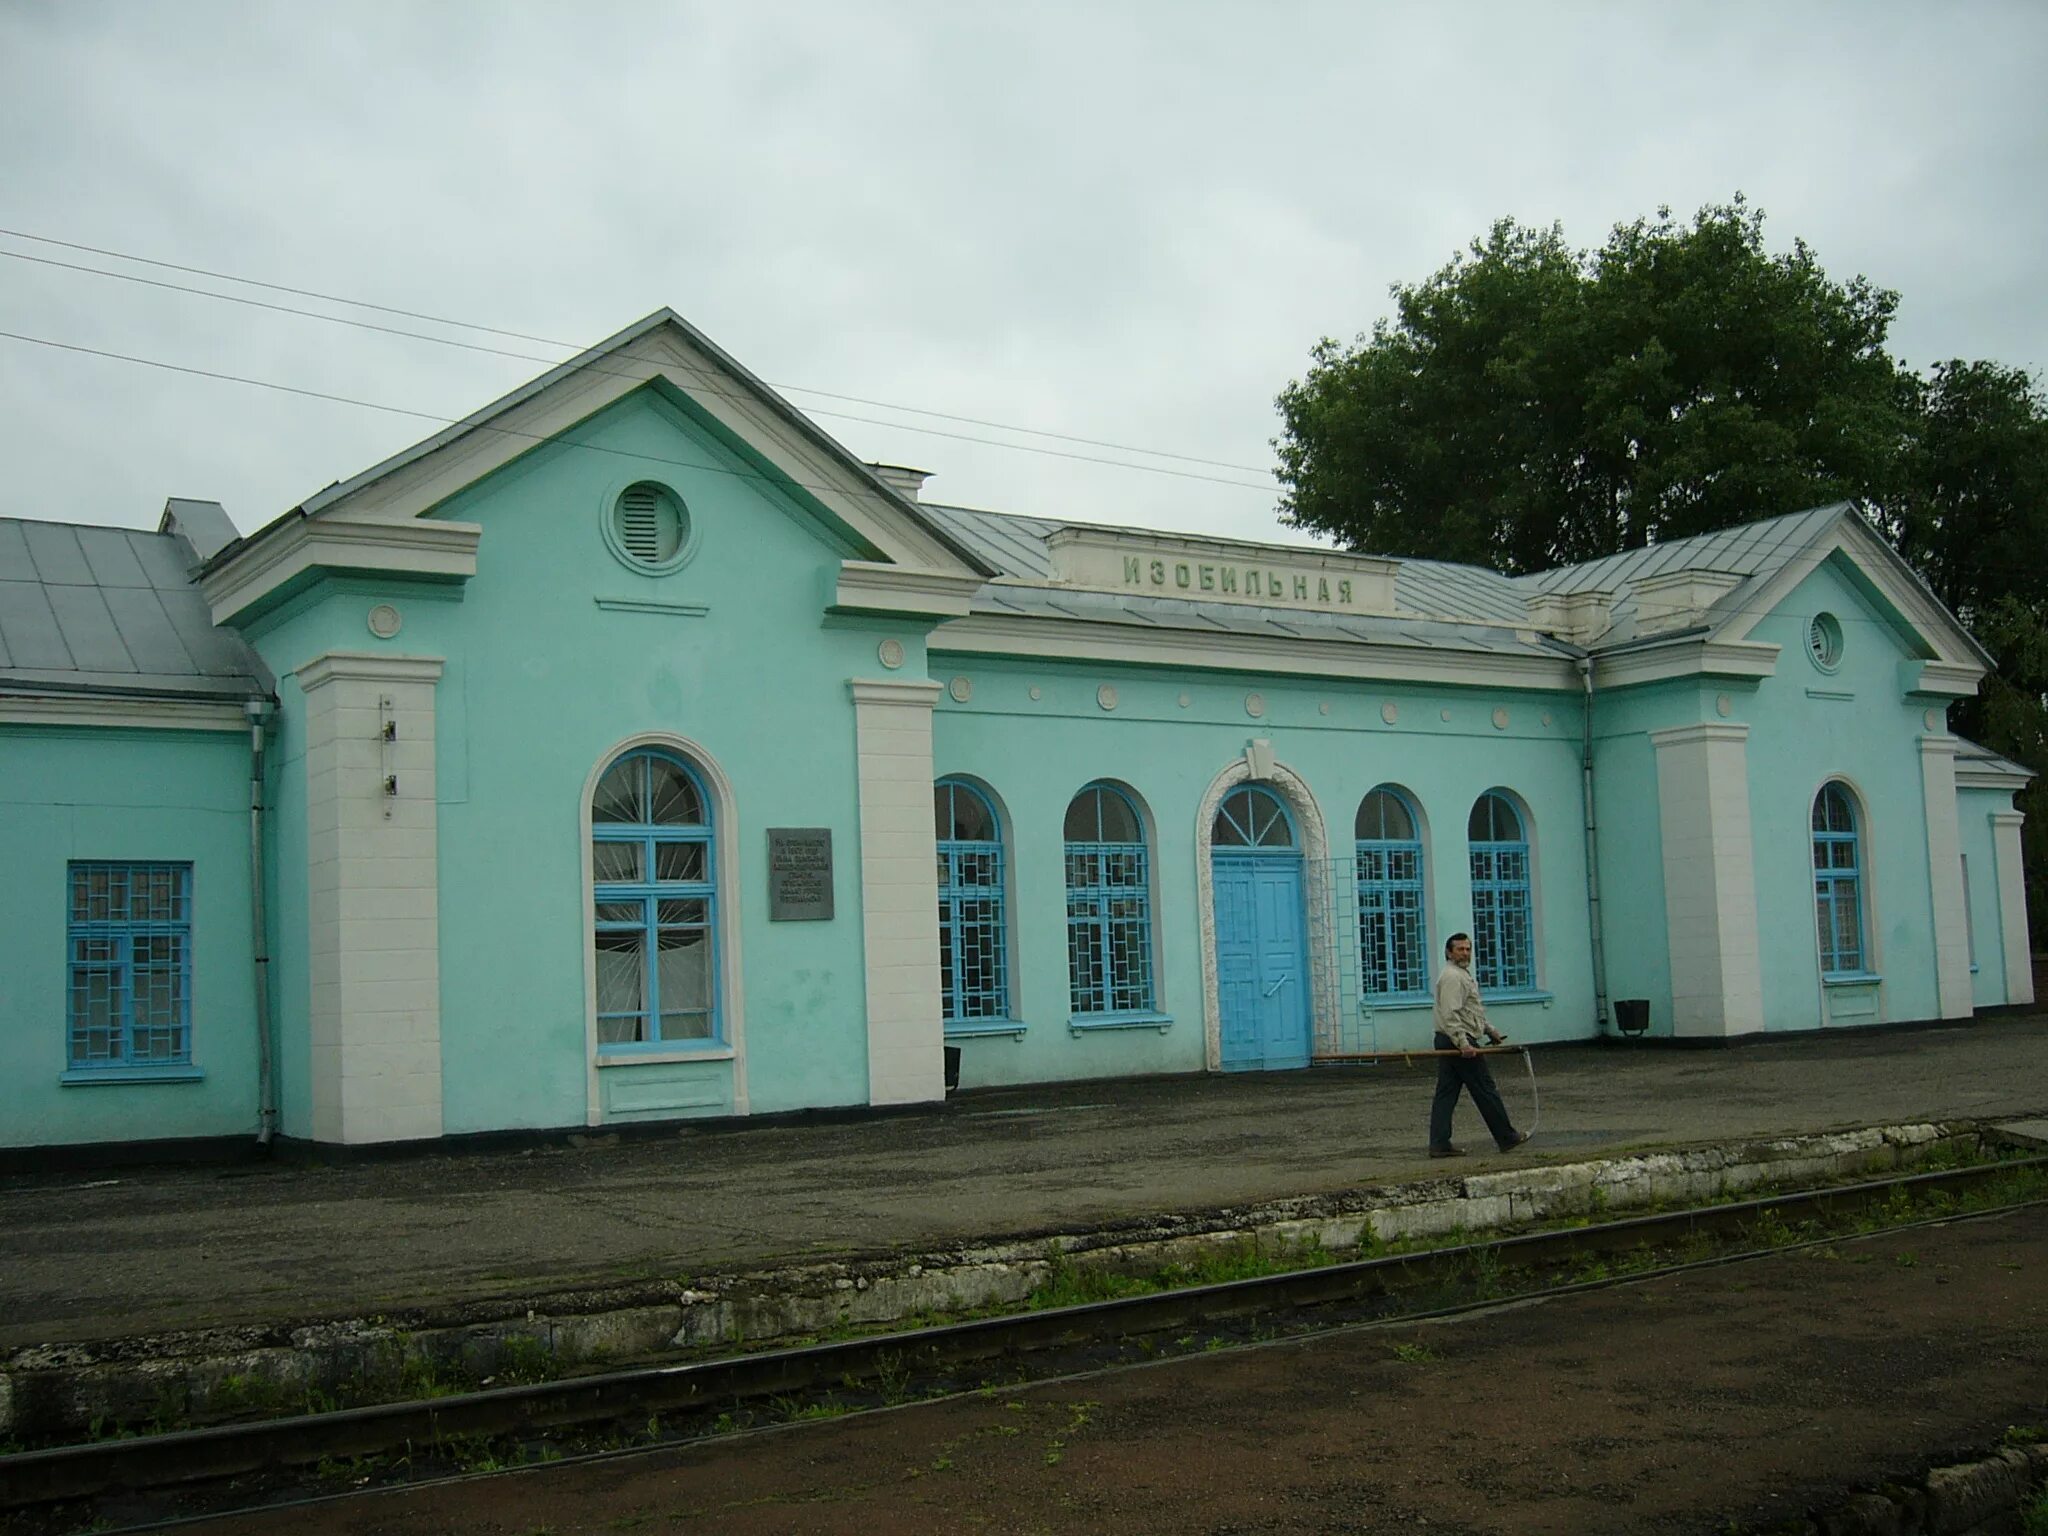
[4,1015,2045,1353]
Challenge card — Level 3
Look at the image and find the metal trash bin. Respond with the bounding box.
[1615,999,1650,1038]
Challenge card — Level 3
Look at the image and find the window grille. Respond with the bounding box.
[1467,793,1534,991]
[936,779,1009,1022]
[592,749,717,1046]
[1065,784,1154,1015]
[67,862,192,1070]
[1812,782,1864,974]
[1356,787,1428,998]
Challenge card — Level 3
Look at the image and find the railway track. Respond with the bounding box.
[4,1153,2044,1527]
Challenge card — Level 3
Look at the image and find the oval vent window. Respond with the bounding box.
[1809,612,1843,670]
[613,482,686,566]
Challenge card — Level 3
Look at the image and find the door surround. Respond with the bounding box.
[1195,752,1334,1072]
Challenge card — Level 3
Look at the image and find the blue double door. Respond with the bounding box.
[1214,852,1311,1071]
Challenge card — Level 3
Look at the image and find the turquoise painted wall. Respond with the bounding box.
[240,385,898,1133]
[1585,682,1689,1039]
[0,725,260,1147]
[929,655,1595,1086]
[1958,786,2012,1007]
[1745,557,1945,1027]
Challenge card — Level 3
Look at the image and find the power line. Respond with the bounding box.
[0,227,1273,477]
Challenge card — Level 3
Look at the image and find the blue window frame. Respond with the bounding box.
[1812,782,1865,975]
[1356,787,1428,999]
[67,862,192,1070]
[1211,784,1297,850]
[1467,793,1534,992]
[936,779,1008,1024]
[1064,783,1154,1016]
[592,749,718,1048]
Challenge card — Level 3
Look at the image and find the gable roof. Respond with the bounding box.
[208,309,995,583]
[0,517,269,700]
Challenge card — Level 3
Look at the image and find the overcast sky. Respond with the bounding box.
[2,1,2044,550]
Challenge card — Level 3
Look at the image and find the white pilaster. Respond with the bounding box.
[1992,810,2035,1006]
[1651,722,1765,1037]
[296,651,445,1144]
[1920,737,1974,1018]
[850,678,944,1106]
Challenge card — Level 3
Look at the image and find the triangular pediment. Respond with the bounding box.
[202,310,993,623]
[1711,506,1991,673]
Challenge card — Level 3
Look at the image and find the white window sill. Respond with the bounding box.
[1822,972,1882,988]
[1069,1011,1173,1035]
[61,1065,204,1086]
[945,1020,1027,1040]
[1359,995,1434,1013]
[1485,989,1554,1007]
[595,1046,735,1067]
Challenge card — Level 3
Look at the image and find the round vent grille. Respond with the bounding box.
[612,482,685,566]
[1808,612,1843,670]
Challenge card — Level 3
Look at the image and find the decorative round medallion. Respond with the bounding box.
[1491,708,1509,731]
[1096,684,1119,712]
[1178,692,1192,709]
[1380,701,1398,725]
[948,676,973,703]
[1244,692,1266,719]
[1440,708,1452,722]
[1029,685,1042,701]
[366,603,402,640]
[877,638,905,670]
[1716,694,1734,718]
[1318,701,1330,716]
[1924,707,1945,733]
[1808,612,1844,671]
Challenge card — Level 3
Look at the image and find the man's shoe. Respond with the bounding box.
[1428,1144,1467,1158]
[1497,1131,1531,1153]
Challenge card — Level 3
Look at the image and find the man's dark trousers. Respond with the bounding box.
[1429,1031,1519,1151]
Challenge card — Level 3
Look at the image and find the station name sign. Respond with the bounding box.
[1042,527,1398,617]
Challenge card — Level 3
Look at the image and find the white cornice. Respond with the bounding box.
[832,562,983,619]
[295,651,447,693]
[0,694,249,732]
[849,677,943,708]
[1902,660,1984,698]
[1649,721,1752,750]
[928,613,1581,690]
[1960,764,2035,791]
[1594,639,1782,688]
[203,517,481,626]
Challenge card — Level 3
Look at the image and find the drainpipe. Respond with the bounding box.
[1579,656,1612,1035]
[247,696,277,1146]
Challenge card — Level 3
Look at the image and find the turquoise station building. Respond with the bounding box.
[1,310,2035,1154]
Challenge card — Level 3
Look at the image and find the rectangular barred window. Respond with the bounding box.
[66,862,193,1072]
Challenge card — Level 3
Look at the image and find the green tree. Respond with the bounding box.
[1275,197,2045,951]
[1888,359,2048,923]
[1274,197,1911,572]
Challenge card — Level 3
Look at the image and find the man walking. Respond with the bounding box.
[1429,932,1530,1158]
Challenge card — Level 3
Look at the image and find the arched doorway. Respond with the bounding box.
[1210,783,1311,1071]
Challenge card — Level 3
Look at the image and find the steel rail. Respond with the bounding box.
[5,1153,2043,1511]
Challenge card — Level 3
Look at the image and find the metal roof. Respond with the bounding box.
[921,503,1564,659]
[0,518,269,700]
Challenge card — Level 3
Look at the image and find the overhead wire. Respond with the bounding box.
[0,228,1272,476]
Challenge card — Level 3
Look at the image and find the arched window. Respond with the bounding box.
[1467,792,1534,992]
[1812,783,1865,974]
[1356,787,1428,998]
[935,779,1008,1024]
[1064,783,1154,1016]
[1212,784,1297,849]
[592,748,717,1047]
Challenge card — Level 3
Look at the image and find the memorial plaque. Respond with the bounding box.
[768,828,834,921]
